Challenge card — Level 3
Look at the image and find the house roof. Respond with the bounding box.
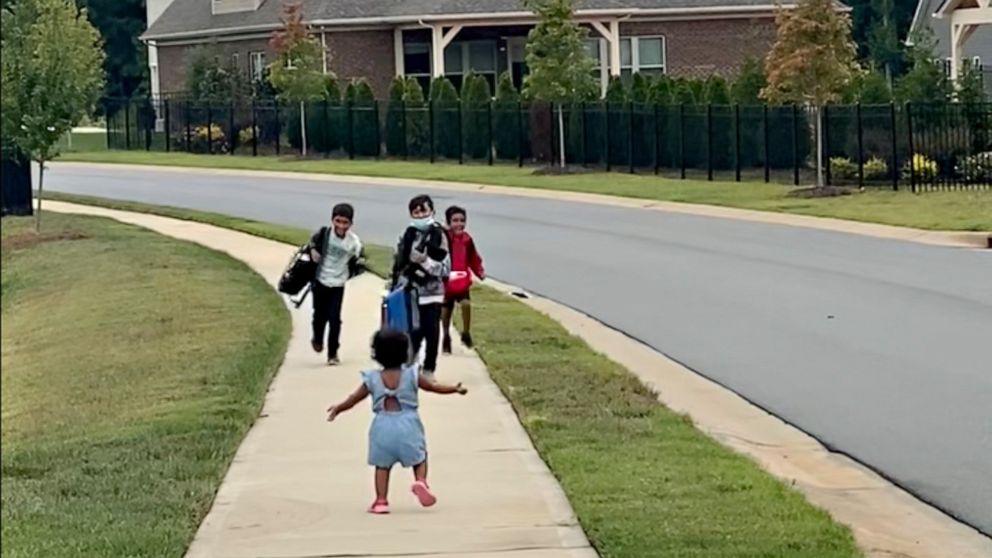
[908,0,992,59]
[145,0,798,41]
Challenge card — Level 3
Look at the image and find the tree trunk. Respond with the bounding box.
[815,106,824,189]
[35,159,45,232]
[557,104,566,169]
[300,100,308,157]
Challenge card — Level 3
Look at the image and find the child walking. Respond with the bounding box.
[310,203,363,365]
[441,206,485,354]
[326,328,467,514]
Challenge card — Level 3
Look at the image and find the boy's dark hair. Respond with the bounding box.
[445,205,466,223]
[332,203,355,222]
[408,194,434,215]
[372,328,410,369]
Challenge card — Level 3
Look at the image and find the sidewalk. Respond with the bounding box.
[47,201,595,558]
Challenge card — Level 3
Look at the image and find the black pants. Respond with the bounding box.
[312,282,345,358]
[410,302,441,372]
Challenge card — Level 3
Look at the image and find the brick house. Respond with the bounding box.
[144,0,806,100]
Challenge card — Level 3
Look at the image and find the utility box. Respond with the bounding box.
[1,147,33,217]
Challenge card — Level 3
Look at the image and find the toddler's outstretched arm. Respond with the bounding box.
[327,384,370,421]
[418,375,468,395]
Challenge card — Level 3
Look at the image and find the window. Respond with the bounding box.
[620,36,666,80]
[974,56,982,68]
[584,38,608,94]
[403,42,432,95]
[249,51,266,81]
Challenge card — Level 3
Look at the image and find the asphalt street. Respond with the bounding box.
[47,163,992,534]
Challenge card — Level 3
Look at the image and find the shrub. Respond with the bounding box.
[429,77,460,159]
[238,125,260,146]
[956,151,992,182]
[493,71,521,161]
[829,156,858,179]
[385,76,407,157]
[903,153,938,179]
[462,72,493,160]
[403,77,430,157]
[177,124,226,154]
[863,156,889,180]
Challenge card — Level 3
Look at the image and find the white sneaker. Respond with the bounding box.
[421,370,436,383]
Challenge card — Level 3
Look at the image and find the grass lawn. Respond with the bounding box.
[0,212,290,557]
[59,150,992,232]
[45,193,863,557]
[57,131,108,153]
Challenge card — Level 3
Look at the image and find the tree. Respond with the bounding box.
[762,0,860,187]
[895,28,951,103]
[1,0,104,231]
[385,76,407,156]
[705,76,731,104]
[631,72,651,103]
[650,76,674,105]
[605,75,627,103]
[186,46,247,105]
[522,0,598,167]
[403,77,429,157]
[77,0,146,98]
[268,2,325,156]
[867,0,901,81]
[429,76,460,159]
[462,72,493,160]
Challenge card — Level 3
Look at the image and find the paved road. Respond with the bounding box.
[47,164,992,535]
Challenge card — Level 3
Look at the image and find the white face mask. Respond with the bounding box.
[411,217,434,230]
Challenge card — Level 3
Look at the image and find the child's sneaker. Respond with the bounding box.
[327,356,341,366]
[368,499,390,514]
[411,480,436,507]
[460,332,474,348]
[311,339,323,353]
[441,335,452,355]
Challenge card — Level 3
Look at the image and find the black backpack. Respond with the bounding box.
[279,227,366,308]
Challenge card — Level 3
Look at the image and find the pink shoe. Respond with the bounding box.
[411,480,436,507]
[368,499,390,514]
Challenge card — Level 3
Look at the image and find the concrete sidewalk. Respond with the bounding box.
[47,202,595,558]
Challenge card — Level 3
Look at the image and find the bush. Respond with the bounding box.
[829,156,858,179]
[385,76,407,157]
[903,153,938,179]
[462,73,493,160]
[347,78,378,156]
[176,124,227,154]
[864,156,889,180]
[956,151,992,182]
[493,72,521,161]
[238,125,260,146]
[403,78,430,157]
[429,77,460,159]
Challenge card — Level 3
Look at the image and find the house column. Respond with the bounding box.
[944,1,991,83]
[394,28,405,76]
[589,20,621,76]
[431,24,464,77]
[321,31,328,74]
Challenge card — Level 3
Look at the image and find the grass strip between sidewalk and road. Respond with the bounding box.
[45,192,863,557]
[60,148,992,232]
[1,212,290,557]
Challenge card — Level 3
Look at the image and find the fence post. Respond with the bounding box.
[516,101,524,168]
[229,101,236,155]
[401,101,408,160]
[706,104,713,181]
[792,104,800,186]
[763,105,770,183]
[347,101,355,160]
[679,104,686,179]
[906,102,916,193]
[547,102,554,167]
[460,101,466,165]
[628,102,635,174]
[856,103,864,188]
[274,102,281,156]
[654,103,660,175]
[487,101,494,166]
[605,102,612,172]
[579,102,587,167]
[164,100,171,153]
[251,99,258,157]
[322,99,329,158]
[373,101,381,159]
[889,102,898,191]
[206,105,213,155]
[125,100,131,150]
[823,105,831,186]
[185,100,191,152]
[429,100,436,164]
[145,97,152,151]
[734,104,741,183]
[104,99,113,149]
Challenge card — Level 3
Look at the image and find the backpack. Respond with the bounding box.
[278,241,318,307]
[392,224,448,288]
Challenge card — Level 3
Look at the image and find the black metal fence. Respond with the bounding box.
[104,97,992,191]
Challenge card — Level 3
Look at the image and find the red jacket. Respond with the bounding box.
[445,230,484,294]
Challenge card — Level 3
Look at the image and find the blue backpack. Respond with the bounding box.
[382,286,419,334]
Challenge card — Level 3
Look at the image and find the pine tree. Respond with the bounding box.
[605,75,627,103]
[867,0,901,81]
[385,75,407,156]
[462,72,493,160]
[403,77,429,157]
[895,28,951,103]
[429,76,460,159]
[731,59,767,105]
[631,72,651,104]
[493,71,521,160]
[762,0,860,187]
[650,76,673,105]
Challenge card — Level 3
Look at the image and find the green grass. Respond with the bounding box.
[59,150,992,232]
[57,131,108,153]
[43,193,863,557]
[1,213,290,557]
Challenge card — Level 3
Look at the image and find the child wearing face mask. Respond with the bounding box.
[390,195,450,381]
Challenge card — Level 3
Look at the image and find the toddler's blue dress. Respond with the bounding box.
[363,365,427,469]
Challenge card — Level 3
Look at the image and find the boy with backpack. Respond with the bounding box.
[310,203,363,366]
[441,206,485,354]
[390,195,450,380]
